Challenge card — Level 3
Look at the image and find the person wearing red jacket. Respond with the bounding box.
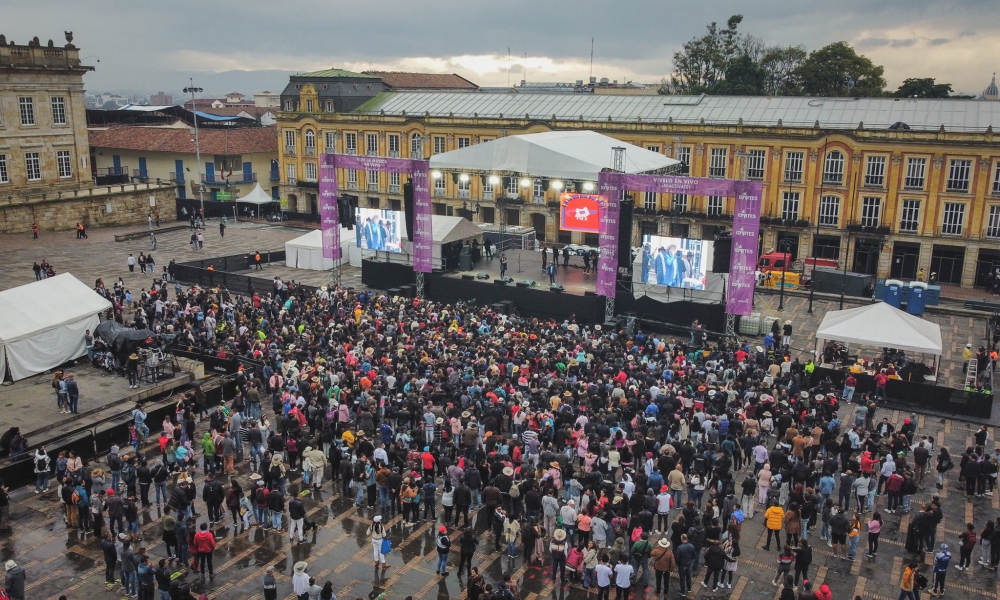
[874,370,888,402]
[192,522,217,579]
[885,472,906,513]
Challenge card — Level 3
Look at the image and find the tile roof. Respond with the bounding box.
[358,92,1000,132]
[364,71,478,90]
[293,68,379,79]
[89,125,277,155]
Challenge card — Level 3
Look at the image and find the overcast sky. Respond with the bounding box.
[6,0,999,97]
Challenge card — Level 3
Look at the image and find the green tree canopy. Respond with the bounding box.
[794,41,886,97]
[892,78,954,98]
[670,14,747,93]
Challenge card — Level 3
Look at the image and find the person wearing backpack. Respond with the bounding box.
[4,559,26,600]
[631,532,654,588]
[33,446,51,494]
[73,482,90,534]
[435,525,451,576]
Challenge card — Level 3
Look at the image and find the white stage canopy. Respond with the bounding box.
[432,216,483,245]
[429,130,679,180]
[236,183,277,205]
[815,302,943,355]
[0,273,111,381]
[285,228,350,271]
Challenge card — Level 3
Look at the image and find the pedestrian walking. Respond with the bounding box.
[150,233,156,250]
[367,515,390,569]
[127,254,136,273]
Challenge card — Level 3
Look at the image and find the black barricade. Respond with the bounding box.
[0,431,95,490]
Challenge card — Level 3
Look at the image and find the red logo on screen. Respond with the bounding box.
[560,193,606,233]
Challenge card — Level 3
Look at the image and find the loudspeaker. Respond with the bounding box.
[550,283,564,293]
[713,236,732,273]
[462,274,475,280]
[338,194,358,229]
[403,180,414,239]
[476,272,491,280]
[617,196,634,292]
[501,276,514,283]
[494,278,508,285]
[584,291,597,297]
[517,280,536,288]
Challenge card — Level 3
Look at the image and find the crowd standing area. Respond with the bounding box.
[3,277,998,600]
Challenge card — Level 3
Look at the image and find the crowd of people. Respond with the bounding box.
[3,275,987,600]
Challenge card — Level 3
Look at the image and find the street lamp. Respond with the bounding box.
[809,136,830,314]
[183,79,205,219]
[778,238,791,311]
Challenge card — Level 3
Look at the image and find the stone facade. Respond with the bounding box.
[0,182,176,233]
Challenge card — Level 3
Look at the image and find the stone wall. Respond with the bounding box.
[0,182,175,233]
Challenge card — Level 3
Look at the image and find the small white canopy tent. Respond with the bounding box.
[814,302,943,377]
[347,216,484,268]
[433,215,484,245]
[235,183,276,205]
[0,273,111,381]
[429,130,679,179]
[285,227,351,271]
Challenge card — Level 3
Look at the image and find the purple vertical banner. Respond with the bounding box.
[319,153,340,260]
[726,180,763,316]
[411,161,434,273]
[595,172,621,297]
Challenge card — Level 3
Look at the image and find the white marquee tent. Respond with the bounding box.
[814,302,943,370]
[429,130,679,180]
[235,183,277,205]
[285,227,351,271]
[0,273,111,381]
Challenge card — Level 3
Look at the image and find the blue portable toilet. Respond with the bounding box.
[884,279,903,309]
[907,281,928,315]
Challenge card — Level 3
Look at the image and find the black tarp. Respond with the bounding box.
[94,321,156,359]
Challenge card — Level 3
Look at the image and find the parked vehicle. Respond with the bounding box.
[757,252,838,282]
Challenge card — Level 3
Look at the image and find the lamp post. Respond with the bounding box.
[778,238,791,311]
[184,79,204,219]
[808,136,829,314]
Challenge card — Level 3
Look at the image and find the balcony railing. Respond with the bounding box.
[434,187,446,197]
[347,181,357,190]
[98,166,128,177]
[287,177,297,185]
[132,169,149,181]
[367,182,379,191]
[269,170,280,181]
[388,184,400,193]
[458,189,470,199]
[169,172,184,183]
[305,147,315,156]
[346,148,357,155]
[284,145,295,155]
[904,178,925,190]
[388,151,400,158]
[201,173,257,185]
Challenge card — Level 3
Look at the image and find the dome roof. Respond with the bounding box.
[984,73,999,101]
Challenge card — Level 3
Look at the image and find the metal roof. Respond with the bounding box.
[293,68,379,79]
[357,92,1000,132]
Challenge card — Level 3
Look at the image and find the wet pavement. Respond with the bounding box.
[2,401,1000,600]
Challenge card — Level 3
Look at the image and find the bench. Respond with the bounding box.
[963,299,1000,312]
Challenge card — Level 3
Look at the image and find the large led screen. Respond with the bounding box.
[355,208,404,253]
[640,235,714,290]
[559,193,607,233]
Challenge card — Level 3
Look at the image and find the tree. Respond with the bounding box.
[670,14,748,93]
[760,45,807,96]
[100,100,119,110]
[713,55,766,95]
[794,42,886,97]
[892,78,953,98]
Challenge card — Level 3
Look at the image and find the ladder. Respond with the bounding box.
[965,357,979,390]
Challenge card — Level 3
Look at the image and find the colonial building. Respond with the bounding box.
[276,70,1000,288]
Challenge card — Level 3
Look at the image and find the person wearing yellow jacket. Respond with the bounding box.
[763,502,784,551]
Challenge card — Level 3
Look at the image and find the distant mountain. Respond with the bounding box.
[85,68,296,100]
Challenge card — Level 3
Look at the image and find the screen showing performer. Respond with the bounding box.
[355,208,404,253]
[640,235,713,290]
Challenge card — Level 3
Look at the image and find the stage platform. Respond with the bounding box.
[444,248,597,296]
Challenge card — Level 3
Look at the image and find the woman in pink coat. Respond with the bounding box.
[757,463,773,505]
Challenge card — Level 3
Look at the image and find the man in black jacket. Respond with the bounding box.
[267,488,284,531]
[202,476,225,525]
[453,481,472,527]
[288,496,307,543]
[168,481,190,521]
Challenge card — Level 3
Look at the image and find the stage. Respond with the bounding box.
[444,248,597,295]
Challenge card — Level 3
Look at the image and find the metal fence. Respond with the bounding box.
[171,250,322,296]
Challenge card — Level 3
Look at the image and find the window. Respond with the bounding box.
[388,134,400,157]
[987,205,1000,238]
[0,155,8,183]
[676,147,691,173]
[410,133,423,158]
[367,171,378,190]
[709,147,727,178]
[899,199,920,233]
[305,99,313,112]
[643,192,658,211]
[864,155,886,187]
[304,130,315,154]
[823,150,844,185]
[366,133,378,156]
[672,194,688,212]
[304,162,317,182]
[24,152,40,181]
[482,178,494,199]
[19,97,34,126]
[819,195,840,227]
[285,163,296,183]
[747,149,766,180]
[905,157,926,189]
[646,145,661,154]
[347,169,357,189]
[784,151,804,182]
[781,191,800,221]
[325,132,336,152]
[50,96,66,125]
[56,150,72,178]
[389,172,400,192]
[324,100,334,112]
[458,177,470,198]
[283,99,292,111]
[993,162,1000,195]
[947,159,972,192]
[458,137,470,149]
[433,136,445,154]
[284,130,295,153]
[532,181,544,203]
[434,173,446,196]
[345,133,357,155]
[942,202,965,235]
[707,195,724,216]
[860,196,881,228]
[506,177,519,198]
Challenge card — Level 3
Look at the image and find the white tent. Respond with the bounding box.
[429,130,678,180]
[285,228,351,271]
[814,302,943,355]
[433,215,483,245]
[0,274,111,381]
[236,183,277,205]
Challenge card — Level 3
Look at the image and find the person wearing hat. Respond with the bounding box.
[964,343,974,373]
[782,320,793,347]
[367,515,390,569]
[4,559,25,600]
[550,528,569,584]
[292,561,310,600]
[651,536,676,595]
[435,525,451,576]
[262,565,278,600]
